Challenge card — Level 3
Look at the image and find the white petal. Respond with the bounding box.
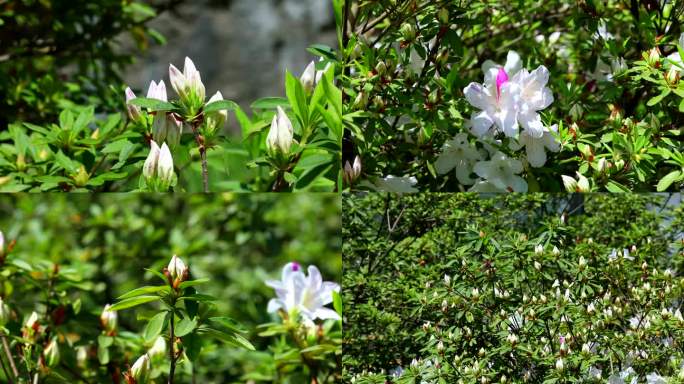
[435,150,459,174]
[530,65,550,86]
[455,159,476,185]
[525,135,547,167]
[313,308,341,320]
[508,157,524,174]
[507,175,528,192]
[463,82,493,110]
[504,50,522,76]
[519,111,544,138]
[495,108,518,138]
[544,125,561,152]
[470,111,494,137]
[183,57,198,78]
[267,299,284,313]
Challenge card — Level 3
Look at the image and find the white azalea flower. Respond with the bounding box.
[266,262,341,321]
[510,123,560,167]
[463,69,520,138]
[645,373,666,384]
[512,66,554,138]
[594,20,614,41]
[434,133,481,184]
[473,151,528,192]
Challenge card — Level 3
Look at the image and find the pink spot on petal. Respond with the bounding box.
[291,262,300,271]
[496,67,508,99]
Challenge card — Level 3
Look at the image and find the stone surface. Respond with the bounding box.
[124,0,335,132]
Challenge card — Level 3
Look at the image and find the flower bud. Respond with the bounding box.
[555,358,564,372]
[596,158,608,174]
[534,244,543,255]
[444,274,451,286]
[582,343,591,354]
[666,66,680,85]
[578,256,587,270]
[148,336,166,359]
[300,61,317,92]
[437,340,444,352]
[167,255,188,283]
[125,87,143,123]
[130,354,151,384]
[26,311,39,329]
[506,333,518,346]
[552,246,560,256]
[100,304,117,334]
[204,91,228,135]
[375,61,387,76]
[353,91,368,110]
[169,57,205,113]
[143,141,175,191]
[645,47,661,67]
[143,141,161,181]
[266,106,294,156]
[400,23,416,42]
[0,297,9,327]
[44,339,60,367]
[343,156,362,185]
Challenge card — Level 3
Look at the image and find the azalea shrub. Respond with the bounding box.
[0,2,344,192]
[343,193,684,383]
[340,1,684,192]
[0,193,342,383]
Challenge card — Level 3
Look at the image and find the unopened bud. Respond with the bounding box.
[130,354,151,384]
[343,156,362,185]
[167,255,188,284]
[0,297,9,327]
[100,304,117,334]
[400,23,416,42]
[44,339,60,367]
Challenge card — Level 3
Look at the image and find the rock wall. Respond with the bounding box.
[124,0,335,131]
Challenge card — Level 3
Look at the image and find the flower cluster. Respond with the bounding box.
[265,262,340,322]
[435,50,560,192]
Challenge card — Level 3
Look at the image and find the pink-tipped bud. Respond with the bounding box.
[496,68,508,98]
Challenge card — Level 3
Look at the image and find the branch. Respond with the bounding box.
[1,334,19,379]
[190,121,209,193]
[168,309,176,384]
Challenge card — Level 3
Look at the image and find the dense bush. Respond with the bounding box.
[343,193,684,383]
[340,1,684,192]
[0,194,342,383]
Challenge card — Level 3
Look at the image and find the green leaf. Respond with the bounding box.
[179,278,210,289]
[117,285,169,300]
[143,311,168,342]
[174,316,197,337]
[203,100,238,114]
[656,170,682,191]
[646,88,671,106]
[199,326,255,350]
[285,71,309,130]
[333,291,342,317]
[208,317,248,333]
[250,97,289,110]
[128,97,176,112]
[108,295,159,311]
[307,44,337,61]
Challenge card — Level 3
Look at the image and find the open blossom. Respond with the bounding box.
[464,50,554,140]
[434,133,482,184]
[266,262,340,321]
[472,151,527,192]
[511,124,560,167]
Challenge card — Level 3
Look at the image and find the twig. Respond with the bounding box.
[1,335,18,379]
[190,121,209,193]
[0,352,13,384]
[168,308,176,384]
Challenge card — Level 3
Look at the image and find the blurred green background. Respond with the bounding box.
[0,193,341,382]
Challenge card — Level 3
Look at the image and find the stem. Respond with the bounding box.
[168,307,176,384]
[1,335,18,379]
[190,121,209,193]
[0,352,13,384]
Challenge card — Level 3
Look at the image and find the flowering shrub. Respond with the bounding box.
[340,1,684,192]
[0,194,341,383]
[342,193,684,383]
[0,3,344,192]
